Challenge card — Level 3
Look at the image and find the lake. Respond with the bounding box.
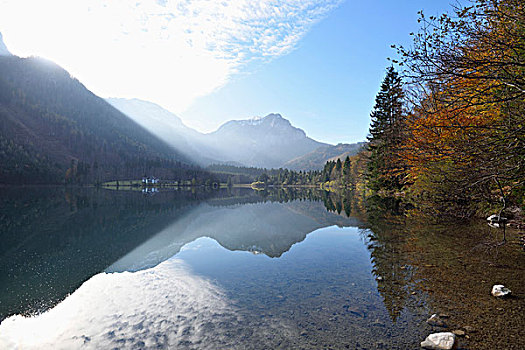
[0,187,523,349]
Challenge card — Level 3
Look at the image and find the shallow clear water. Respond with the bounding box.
[0,187,523,349]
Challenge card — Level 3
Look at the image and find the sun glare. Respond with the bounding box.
[0,0,341,115]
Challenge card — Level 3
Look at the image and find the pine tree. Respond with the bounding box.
[342,156,351,186]
[367,66,405,192]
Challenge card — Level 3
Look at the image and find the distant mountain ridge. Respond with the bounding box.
[0,34,208,184]
[0,56,200,184]
[106,98,213,164]
[205,113,327,168]
[108,98,363,170]
[0,34,364,184]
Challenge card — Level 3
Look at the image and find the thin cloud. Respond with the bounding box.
[0,0,343,114]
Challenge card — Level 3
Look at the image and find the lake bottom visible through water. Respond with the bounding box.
[0,187,523,349]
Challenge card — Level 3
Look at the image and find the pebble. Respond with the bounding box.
[421,332,456,350]
[491,284,511,297]
[426,314,447,327]
[452,329,465,337]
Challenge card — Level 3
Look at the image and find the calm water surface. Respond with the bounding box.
[0,187,523,349]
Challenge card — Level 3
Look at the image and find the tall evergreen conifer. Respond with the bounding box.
[366,66,405,192]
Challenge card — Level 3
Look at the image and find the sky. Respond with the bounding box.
[0,0,453,144]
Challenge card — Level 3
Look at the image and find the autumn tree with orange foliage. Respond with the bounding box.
[390,0,524,217]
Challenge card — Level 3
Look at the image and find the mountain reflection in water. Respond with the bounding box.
[0,187,361,320]
[107,200,361,273]
[0,188,523,349]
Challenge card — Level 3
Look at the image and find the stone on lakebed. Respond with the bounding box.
[491,284,511,297]
[426,313,447,327]
[487,214,507,222]
[421,332,456,349]
[452,329,465,337]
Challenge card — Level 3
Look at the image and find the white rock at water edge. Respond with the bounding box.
[420,332,456,349]
[491,284,511,297]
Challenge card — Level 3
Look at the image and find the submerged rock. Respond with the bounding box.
[487,214,498,221]
[491,284,512,297]
[452,329,465,337]
[420,332,456,349]
[487,214,508,227]
[426,314,447,327]
[487,214,507,222]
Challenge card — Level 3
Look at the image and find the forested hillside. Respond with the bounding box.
[0,56,200,184]
[284,142,366,170]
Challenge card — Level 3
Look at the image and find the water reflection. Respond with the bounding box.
[0,257,293,349]
[1,188,523,349]
[0,187,361,320]
[0,187,224,319]
[108,199,361,273]
[327,194,525,349]
[0,225,423,349]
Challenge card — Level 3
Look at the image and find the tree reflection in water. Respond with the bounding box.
[323,191,525,349]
